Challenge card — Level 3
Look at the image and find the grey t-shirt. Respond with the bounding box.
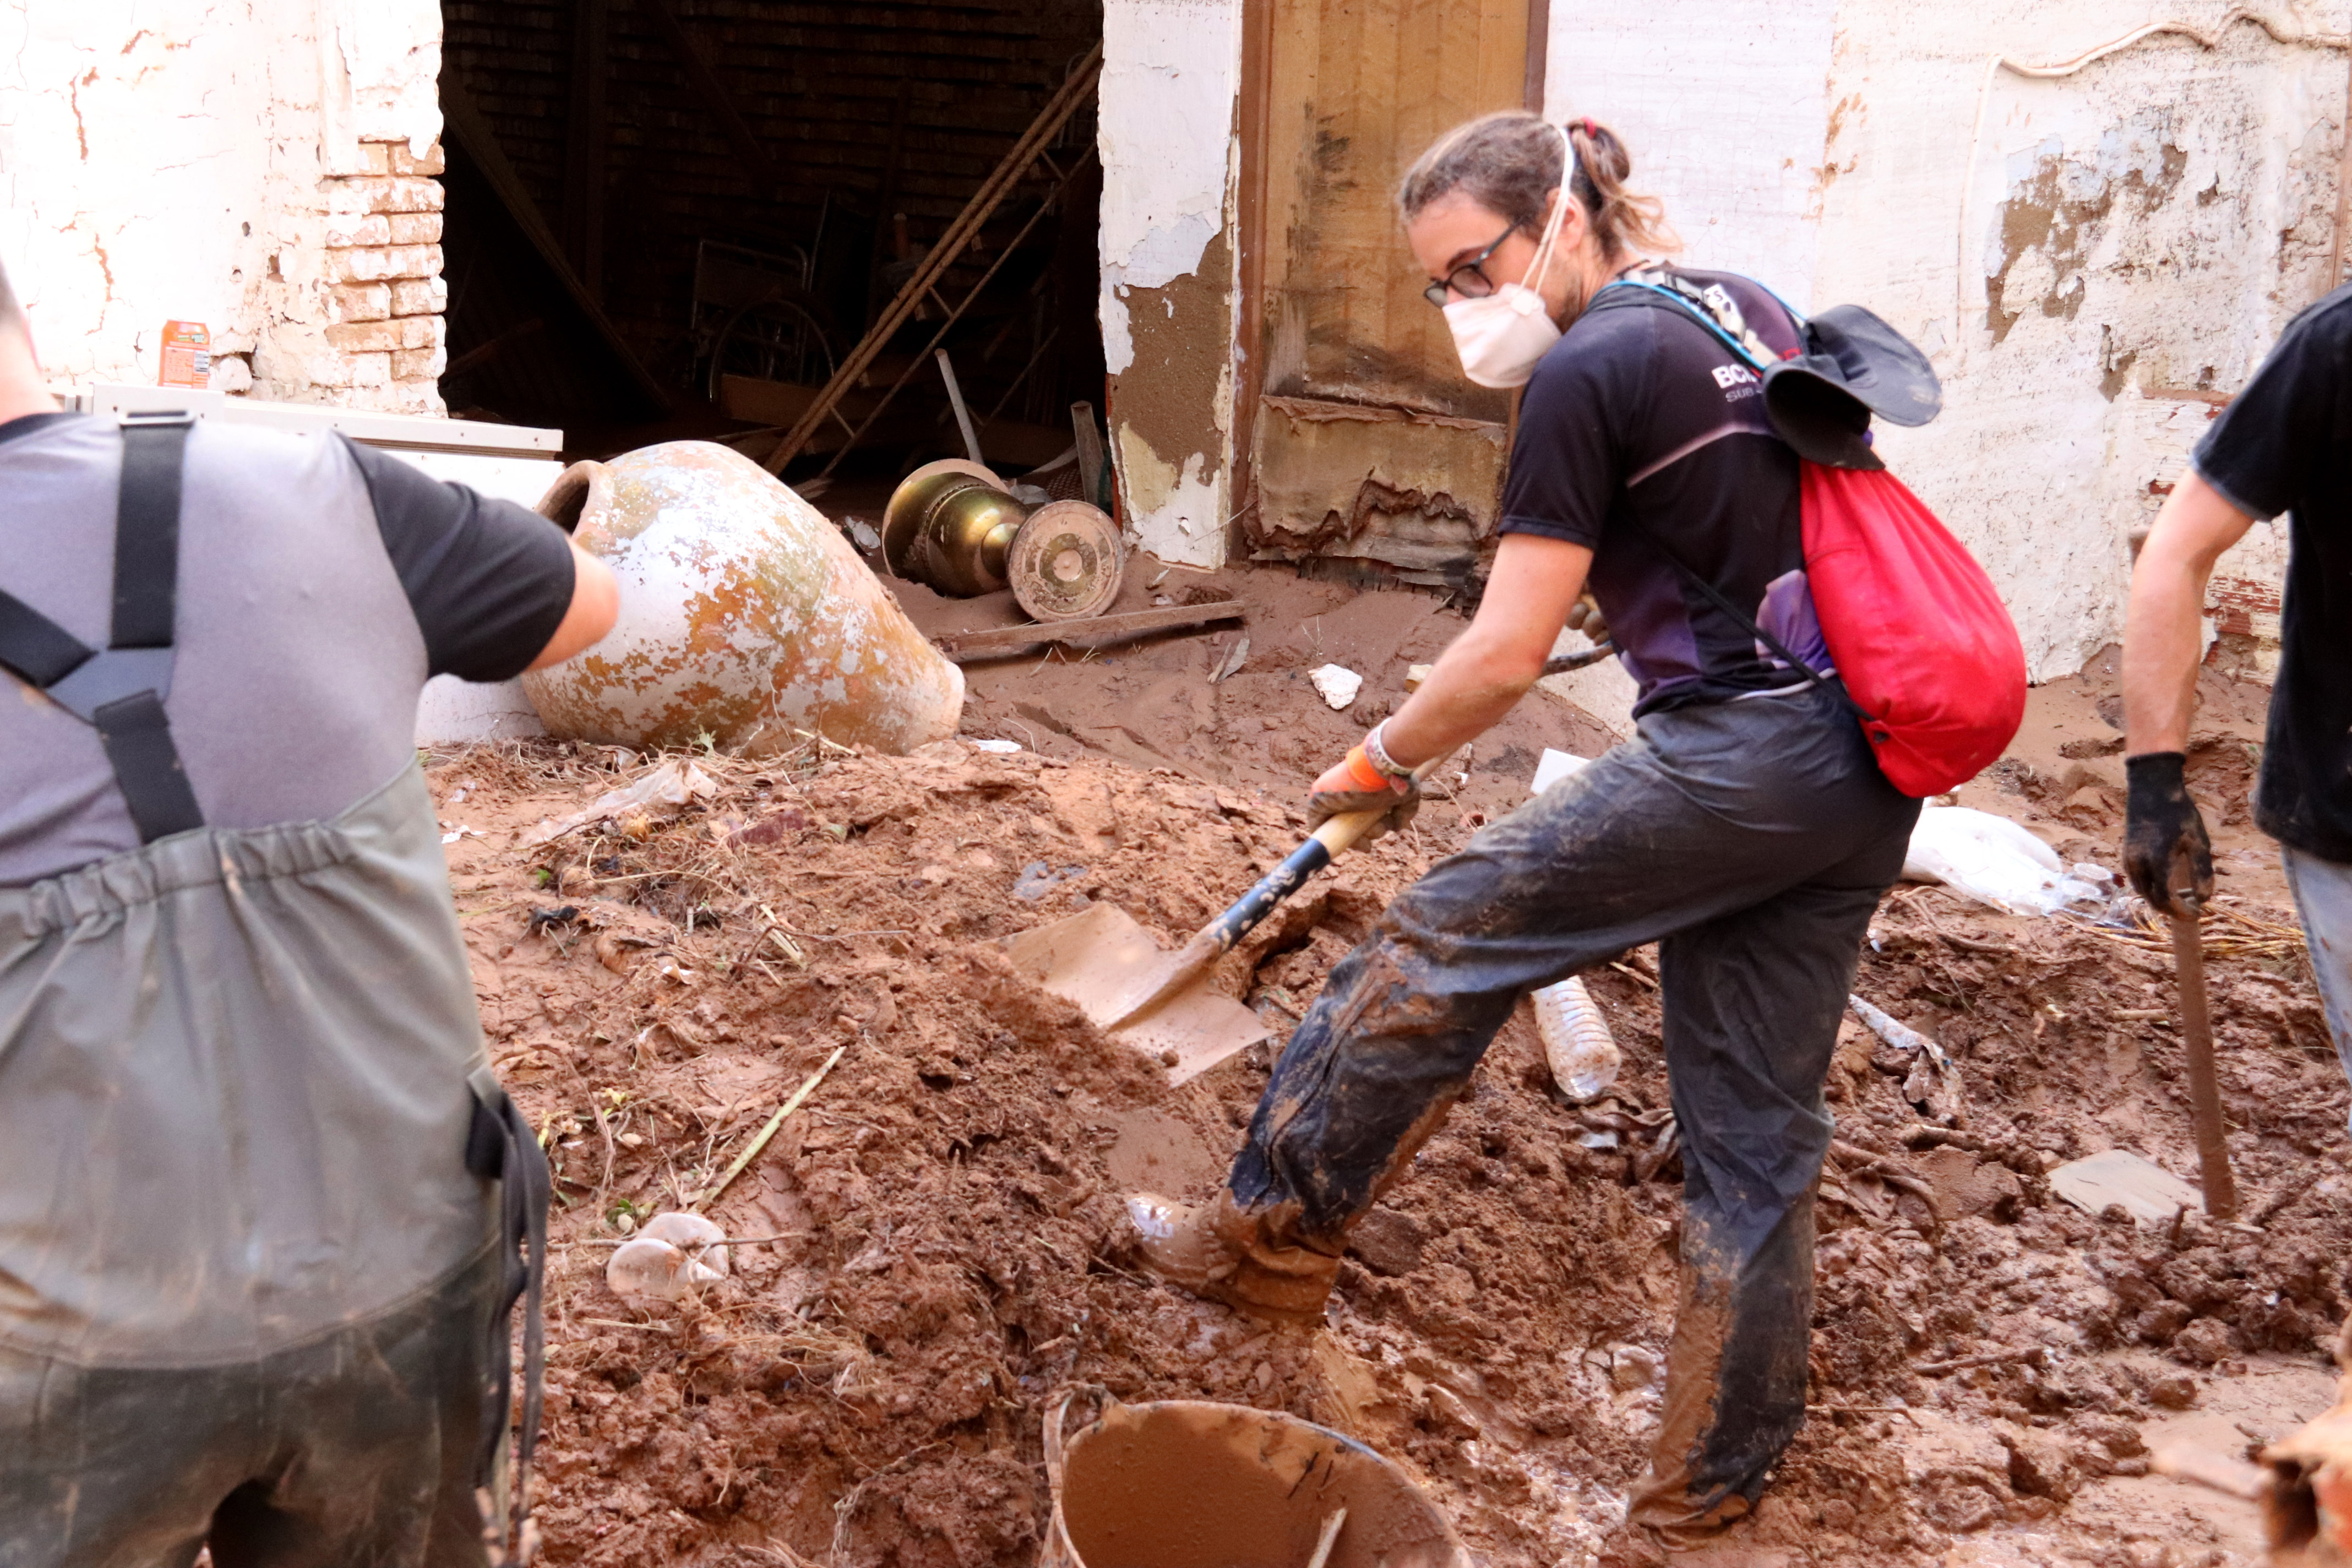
[0,412,575,885]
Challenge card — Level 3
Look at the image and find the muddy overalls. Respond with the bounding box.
[0,415,546,1567]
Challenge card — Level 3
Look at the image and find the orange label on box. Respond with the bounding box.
[158,320,211,389]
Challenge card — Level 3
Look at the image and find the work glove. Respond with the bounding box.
[1565,592,1610,646]
[1308,733,1420,842]
[2122,752,2213,918]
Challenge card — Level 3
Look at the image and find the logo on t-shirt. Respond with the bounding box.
[1711,362,1761,401]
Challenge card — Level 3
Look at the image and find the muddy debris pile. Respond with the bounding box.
[431,736,2352,1568]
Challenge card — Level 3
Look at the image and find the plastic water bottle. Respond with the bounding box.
[1533,974,1620,1102]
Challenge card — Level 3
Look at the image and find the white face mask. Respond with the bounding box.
[1441,133,1577,389]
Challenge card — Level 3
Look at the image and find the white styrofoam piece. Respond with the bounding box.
[1309,663,1363,710]
[1531,748,1591,797]
[2049,1148,2205,1223]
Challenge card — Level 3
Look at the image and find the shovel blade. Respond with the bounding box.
[1004,902,1268,1085]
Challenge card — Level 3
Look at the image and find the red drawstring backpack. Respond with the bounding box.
[1599,275,2027,797]
[1798,462,2027,796]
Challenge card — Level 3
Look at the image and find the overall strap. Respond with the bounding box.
[0,413,204,842]
[466,1071,551,1565]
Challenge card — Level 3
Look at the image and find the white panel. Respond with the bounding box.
[1544,0,1839,305]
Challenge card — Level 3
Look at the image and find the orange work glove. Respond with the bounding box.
[1307,735,1419,842]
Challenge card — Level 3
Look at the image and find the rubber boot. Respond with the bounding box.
[1623,1258,1755,1547]
[1125,1190,1340,1327]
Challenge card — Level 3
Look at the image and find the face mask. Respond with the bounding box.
[1441,132,1577,389]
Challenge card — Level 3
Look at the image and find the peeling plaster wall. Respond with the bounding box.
[1098,0,1243,567]
[0,0,446,412]
[1551,0,2349,685]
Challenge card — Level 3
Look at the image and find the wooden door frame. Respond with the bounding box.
[1226,0,1549,552]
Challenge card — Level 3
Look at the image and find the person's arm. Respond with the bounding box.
[1304,534,1592,836]
[2119,470,2253,916]
[1381,533,1594,766]
[526,540,620,669]
[2121,471,2254,755]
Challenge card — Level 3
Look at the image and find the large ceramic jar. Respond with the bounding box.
[522,441,963,755]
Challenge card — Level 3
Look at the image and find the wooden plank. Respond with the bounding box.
[932,600,1244,660]
[638,0,786,187]
[1231,0,1278,514]
[440,74,671,413]
[764,46,1103,474]
[1523,0,1550,112]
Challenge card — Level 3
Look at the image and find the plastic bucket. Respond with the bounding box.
[1042,1393,1466,1568]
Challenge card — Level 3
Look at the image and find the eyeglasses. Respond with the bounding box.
[1422,223,1522,308]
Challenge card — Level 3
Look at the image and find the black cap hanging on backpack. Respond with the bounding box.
[1761,304,1943,472]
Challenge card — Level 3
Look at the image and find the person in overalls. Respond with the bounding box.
[1133,113,1929,1553]
[0,257,614,1566]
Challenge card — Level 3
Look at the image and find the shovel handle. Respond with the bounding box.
[1110,805,1397,1027]
[2169,900,2239,1220]
[1200,806,1389,952]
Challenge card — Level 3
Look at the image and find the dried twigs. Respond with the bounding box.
[695,1045,848,1212]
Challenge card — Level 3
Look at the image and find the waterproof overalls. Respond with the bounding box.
[0,416,546,1567]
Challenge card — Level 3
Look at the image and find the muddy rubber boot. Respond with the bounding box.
[1624,1259,1762,1548]
[1125,1191,1340,1327]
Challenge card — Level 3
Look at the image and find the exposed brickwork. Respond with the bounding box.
[317,140,449,413]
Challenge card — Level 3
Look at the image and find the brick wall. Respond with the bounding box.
[317,141,451,416]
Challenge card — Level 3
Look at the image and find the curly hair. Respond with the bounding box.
[1397,110,1679,264]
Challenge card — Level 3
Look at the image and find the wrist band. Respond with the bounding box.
[1362,720,1410,781]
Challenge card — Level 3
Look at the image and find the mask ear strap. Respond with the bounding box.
[1522,126,1578,291]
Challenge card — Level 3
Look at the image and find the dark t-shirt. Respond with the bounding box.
[0,412,574,883]
[2192,285,2352,862]
[1498,267,1825,715]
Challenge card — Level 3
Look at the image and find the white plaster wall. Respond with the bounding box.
[1098,0,1244,568]
[0,0,440,400]
[1548,0,2349,683]
[1544,0,1840,307]
[1818,3,2349,682]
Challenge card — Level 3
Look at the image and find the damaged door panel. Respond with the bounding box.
[1253,0,1530,584]
[1248,396,1506,587]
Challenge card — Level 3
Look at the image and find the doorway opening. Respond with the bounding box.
[437,0,1106,494]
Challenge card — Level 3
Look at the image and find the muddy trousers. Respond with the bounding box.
[0,1243,503,1568]
[1227,683,1920,1531]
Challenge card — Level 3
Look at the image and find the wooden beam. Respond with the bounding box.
[1523,0,1551,112]
[562,0,609,300]
[766,46,1103,475]
[931,599,1243,661]
[1228,0,1277,535]
[440,73,671,413]
[638,0,785,187]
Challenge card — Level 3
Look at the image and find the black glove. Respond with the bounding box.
[2122,752,2212,918]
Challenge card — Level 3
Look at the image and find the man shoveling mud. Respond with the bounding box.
[2122,282,2352,1107]
[1128,112,1928,1552]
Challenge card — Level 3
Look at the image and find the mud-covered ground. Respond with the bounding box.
[427,637,2351,1568]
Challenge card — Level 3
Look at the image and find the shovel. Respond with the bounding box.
[1005,799,1406,1085]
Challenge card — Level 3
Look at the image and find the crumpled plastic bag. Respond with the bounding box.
[1902,805,2114,917]
[606,1211,731,1302]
